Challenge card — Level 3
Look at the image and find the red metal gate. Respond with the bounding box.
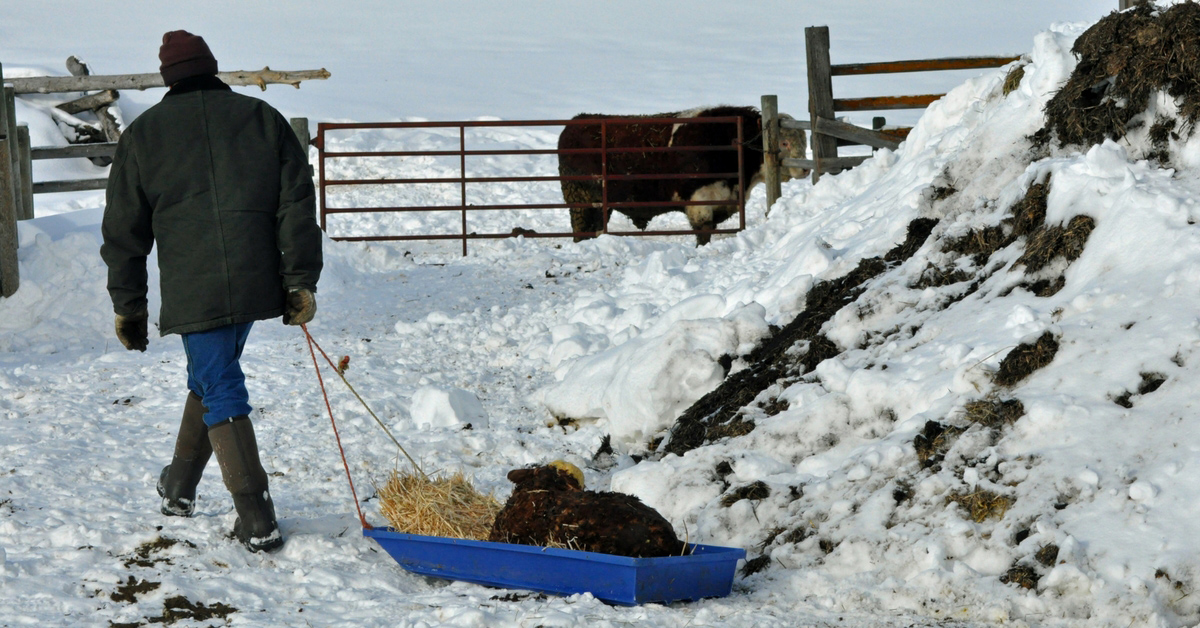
[314,117,747,255]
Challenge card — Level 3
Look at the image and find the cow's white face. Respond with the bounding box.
[777,115,810,180]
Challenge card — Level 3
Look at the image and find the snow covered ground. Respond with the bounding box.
[15,2,1200,627]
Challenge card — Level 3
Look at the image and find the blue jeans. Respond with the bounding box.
[181,322,254,426]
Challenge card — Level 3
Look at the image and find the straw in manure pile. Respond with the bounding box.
[377,469,502,540]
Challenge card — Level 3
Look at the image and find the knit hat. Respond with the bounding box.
[159,30,218,86]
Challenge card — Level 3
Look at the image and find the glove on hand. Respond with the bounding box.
[115,311,149,352]
[284,288,317,326]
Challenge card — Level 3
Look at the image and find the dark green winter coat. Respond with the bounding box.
[101,76,322,335]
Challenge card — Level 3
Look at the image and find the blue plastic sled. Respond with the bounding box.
[364,527,745,606]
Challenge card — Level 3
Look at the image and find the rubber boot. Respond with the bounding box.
[209,416,283,553]
[156,392,212,517]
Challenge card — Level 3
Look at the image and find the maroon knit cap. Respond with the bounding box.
[159,30,218,85]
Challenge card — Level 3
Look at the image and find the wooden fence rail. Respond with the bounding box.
[760,99,898,211]
[803,25,1019,185]
[30,143,118,160]
[20,123,307,195]
[27,143,117,194]
[831,57,1023,76]
[6,67,330,94]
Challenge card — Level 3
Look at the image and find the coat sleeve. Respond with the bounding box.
[100,136,153,316]
[274,112,323,292]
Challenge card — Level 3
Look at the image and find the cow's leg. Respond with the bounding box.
[570,204,605,241]
[686,204,715,245]
[685,181,736,246]
[561,166,605,242]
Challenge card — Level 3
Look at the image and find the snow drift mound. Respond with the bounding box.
[563,8,1200,627]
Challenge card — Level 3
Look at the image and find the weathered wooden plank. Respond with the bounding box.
[65,56,89,79]
[6,67,331,94]
[55,89,119,115]
[2,85,27,223]
[781,117,907,143]
[15,125,33,220]
[813,117,902,151]
[290,117,310,148]
[65,57,120,144]
[760,95,782,211]
[0,61,16,294]
[30,143,118,160]
[831,56,1021,76]
[32,178,109,194]
[806,26,838,184]
[0,136,18,297]
[45,107,105,144]
[833,94,944,111]
[785,117,857,149]
[783,155,869,172]
[780,118,812,132]
[290,117,314,177]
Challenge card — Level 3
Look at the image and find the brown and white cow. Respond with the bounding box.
[557,106,808,245]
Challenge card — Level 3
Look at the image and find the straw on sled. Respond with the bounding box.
[377,468,502,541]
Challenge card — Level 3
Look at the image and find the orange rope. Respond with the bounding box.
[299,321,425,477]
[302,323,372,530]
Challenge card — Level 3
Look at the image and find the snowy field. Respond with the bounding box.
[16,2,1200,627]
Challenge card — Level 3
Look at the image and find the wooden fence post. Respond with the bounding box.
[760,95,782,212]
[1119,0,1148,8]
[806,26,837,184]
[0,131,16,297]
[0,60,18,297]
[290,117,310,147]
[16,124,32,219]
[289,117,313,177]
[0,97,17,296]
[2,81,27,223]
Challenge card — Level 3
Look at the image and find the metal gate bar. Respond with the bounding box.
[316,117,746,255]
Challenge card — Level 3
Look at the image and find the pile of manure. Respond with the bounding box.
[1039,2,1200,149]
[661,218,937,456]
[914,420,964,469]
[941,180,1050,265]
[942,177,1094,296]
[1016,215,1096,273]
[994,331,1060,387]
[947,488,1014,523]
[963,397,1026,428]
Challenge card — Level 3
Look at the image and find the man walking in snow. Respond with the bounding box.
[100,31,323,552]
